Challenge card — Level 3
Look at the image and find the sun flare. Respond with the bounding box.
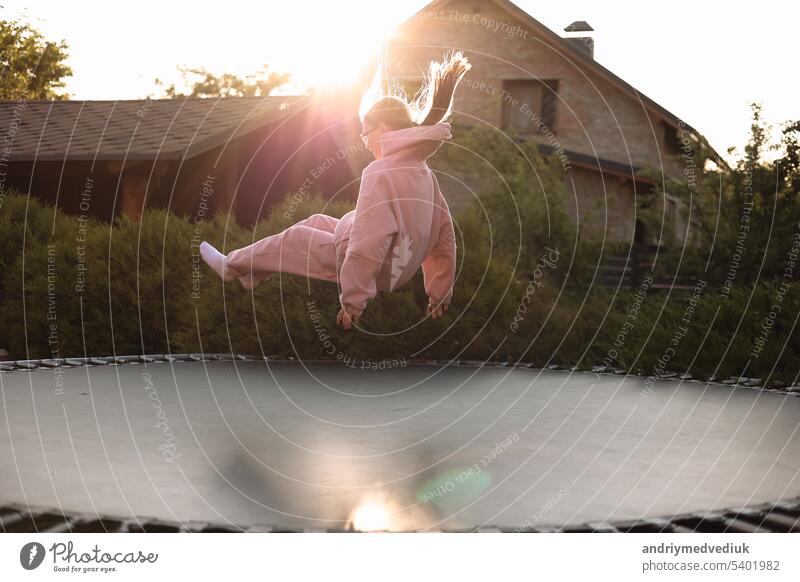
[351,501,391,532]
[259,4,401,92]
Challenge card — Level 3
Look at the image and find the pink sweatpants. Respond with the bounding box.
[225,213,343,288]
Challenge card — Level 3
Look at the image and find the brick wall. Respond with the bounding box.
[388,0,692,243]
[390,0,685,177]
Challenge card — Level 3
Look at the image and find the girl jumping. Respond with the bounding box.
[199,51,470,330]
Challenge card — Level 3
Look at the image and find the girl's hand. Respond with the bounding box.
[337,305,361,330]
[427,299,449,319]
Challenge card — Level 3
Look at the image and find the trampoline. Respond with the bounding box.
[1,355,799,533]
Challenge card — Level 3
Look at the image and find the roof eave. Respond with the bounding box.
[180,95,309,160]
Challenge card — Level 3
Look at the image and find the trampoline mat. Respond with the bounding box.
[1,360,799,531]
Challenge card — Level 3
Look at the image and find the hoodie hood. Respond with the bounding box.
[378,122,452,162]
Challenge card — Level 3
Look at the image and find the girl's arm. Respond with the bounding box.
[421,174,456,309]
[338,170,398,318]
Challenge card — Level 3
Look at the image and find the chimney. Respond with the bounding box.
[563,21,594,59]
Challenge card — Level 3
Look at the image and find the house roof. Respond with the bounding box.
[0,95,308,163]
[403,0,727,166]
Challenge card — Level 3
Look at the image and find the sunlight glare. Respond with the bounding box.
[258,4,398,91]
[351,501,391,532]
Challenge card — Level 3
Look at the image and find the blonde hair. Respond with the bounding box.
[360,50,471,131]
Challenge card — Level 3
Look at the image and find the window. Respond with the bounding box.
[502,79,559,135]
[634,219,648,245]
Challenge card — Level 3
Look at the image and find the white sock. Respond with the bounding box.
[200,241,236,282]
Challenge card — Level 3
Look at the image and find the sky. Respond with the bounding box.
[3,0,796,164]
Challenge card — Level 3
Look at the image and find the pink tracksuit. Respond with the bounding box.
[225,122,457,317]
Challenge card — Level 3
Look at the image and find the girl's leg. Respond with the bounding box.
[201,214,341,288]
[293,213,339,234]
[224,221,339,288]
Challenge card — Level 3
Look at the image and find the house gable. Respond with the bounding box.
[391,0,718,178]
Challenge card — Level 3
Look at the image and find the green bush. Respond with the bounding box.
[434,123,607,287]
[0,187,800,382]
[1,114,798,387]
[0,189,523,363]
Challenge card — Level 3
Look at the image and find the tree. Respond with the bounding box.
[154,65,290,98]
[0,17,72,99]
[778,120,800,194]
[650,103,800,285]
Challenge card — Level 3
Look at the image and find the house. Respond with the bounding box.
[387,0,725,245]
[0,94,366,226]
[2,0,723,250]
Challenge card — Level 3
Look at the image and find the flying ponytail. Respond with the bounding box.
[360,50,472,130]
[417,50,472,126]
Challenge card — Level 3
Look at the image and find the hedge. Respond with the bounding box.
[1,189,798,386]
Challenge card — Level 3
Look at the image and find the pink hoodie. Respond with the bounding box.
[334,122,457,317]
